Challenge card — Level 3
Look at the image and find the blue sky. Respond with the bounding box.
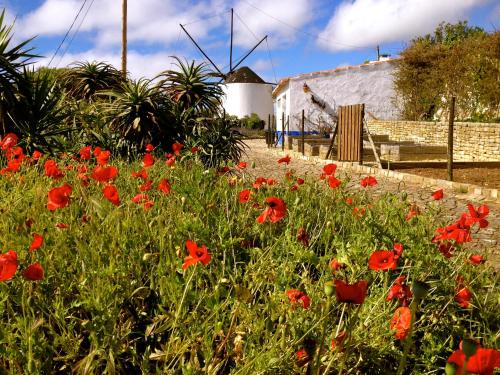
[2,0,499,82]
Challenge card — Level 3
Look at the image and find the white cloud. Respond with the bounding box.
[317,0,488,51]
[232,0,316,48]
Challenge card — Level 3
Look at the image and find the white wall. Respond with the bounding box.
[282,62,399,132]
[222,83,274,126]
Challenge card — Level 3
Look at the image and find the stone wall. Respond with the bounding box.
[367,119,500,161]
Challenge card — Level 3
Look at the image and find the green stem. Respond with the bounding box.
[314,297,331,375]
[396,300,418,375]
[338,305,362,375]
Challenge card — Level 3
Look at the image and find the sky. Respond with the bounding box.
[2,0,499,83]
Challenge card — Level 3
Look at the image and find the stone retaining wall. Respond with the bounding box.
[367,120,500,161]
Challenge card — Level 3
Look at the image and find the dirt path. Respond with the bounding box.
[242,139,500,269]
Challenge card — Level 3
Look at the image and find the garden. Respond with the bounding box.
[1,10,499,375]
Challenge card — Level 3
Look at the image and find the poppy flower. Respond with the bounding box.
[455,286,472,308]
[47,183,72,211]
[432,216,472,245]
[235,161,247,170]
[405,203,420,221]
[132,169,148,180]
[158,179,171,194]
[285,170,294,180]
[31,150,42,161]
[29,233,44,252]
[96,150,110,166]
[91,166,118,183]
[334,279,368,304]
[360,176,377,187]
[329,258,345,272]
[252,177,267,189]
[323,163,337,176]
[103,185,120,206]
[5,146,24,161]
[278,155,291,164]
[286,289,311,309]
[438,242,454,258]
[239,189,252,203]
[353,207,366,218]
[295,348,310,367]
[331,331,348,351]
[469,254,485,265]
[296,178,305,185]
[386,276,412,306]
[345,197,353,205]
[132,194,149,204]
[143,153,154,168]
[145,143,154,152]
[393,243,404,259]
[296,227,309,247]
[0,250,18,281]
[390,306,412,340]
[431,188,444,200]
[44,160,64,179]
[182,240,211,270]
[256,196,287,224]
[172,142,184,155]
[465,204,489,229]
[139,180,153,192]
[447,343,500,375]
[165,156,176,167]
[93,146,102,157]
[1,158,22,174]
[143,200,154,210]
[368,250,397,271]
[328,175,341,188]
[0,133,18,150]
[55,223,69,229]
[266,178,276,185]
[79,146,92,160]
[22,262,44,281]
[191,146,199,154]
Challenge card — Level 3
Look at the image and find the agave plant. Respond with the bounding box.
[102,78,179,152]
[7,69,71,154]
[0,9,38,133]
[61,61,123,102]
[157,57,223,116]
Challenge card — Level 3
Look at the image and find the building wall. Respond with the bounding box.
[368,119,500,161]
[281,61,399,132]
[222,83,274,126]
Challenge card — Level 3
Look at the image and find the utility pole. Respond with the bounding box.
[121,0,127,79]
[230,8,233,72]
[376,45,380,61]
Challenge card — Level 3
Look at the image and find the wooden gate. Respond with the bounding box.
[337,104,364,162]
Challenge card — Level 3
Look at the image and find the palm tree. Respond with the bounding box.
[0,9,38,133]
[156,57,223,116]
[61,61,124,102]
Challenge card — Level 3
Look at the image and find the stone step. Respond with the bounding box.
[380,144,447,161]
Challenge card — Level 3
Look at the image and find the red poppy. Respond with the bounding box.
[328,175,341,188]
[252,177,267,189]
[143,153,154,168]
[158,179,171,194]
[386,276,412,306]
[455,283,472,308]
[235,161,247,170]
[93,146,102,157]
[353,207,366,218]
[329,258,345,272]
[331,331,347,351]
[405,204,420,221]
[296,227,309,247]
[278,155,291,164]
[345,197,353,205]
[55,223,69,229]
[182,240,211,270]
[448,343,500,375]
[0,133,18,150]
[44,160,64,179]
[82,215,91,223]
[256,197,287,223]
[191,146,199,154]
[91,166,118,183]
[438,242,454,258]
[139,180,153,192]
[368,250,397,271]
[239,189,252,203]
[295,348,310,367]
[165,156,176,167]
[5,146,25,161]
[145,143,154,152]
[360,176,378,187]
[431,188,444,200]
[334,279,368,304]
[432,216,472,245]
[143,200,154,210]
[132,194,149,204]
[286,289,311,309]
[465,204,489,229]
[0,250,18,281]
[323,163,337,176]
[1,158,22,174]
[132,169,148,180]
[172,142,184,155]
[296,178,305,185]
[103,185,120,206]
[79,146,92,160]
[390,306,412,340]
[29,233,44,252]
[47,183,72,211]
[22,262,44,281]
[285,170,294,180]
[393,243,404,259]
[31,150,42,161]
[469,254,485,265]
[96,150,110,166]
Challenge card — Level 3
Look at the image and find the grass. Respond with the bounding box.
[0,149,498,374]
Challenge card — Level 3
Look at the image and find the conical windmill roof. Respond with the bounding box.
[225,66,265,84]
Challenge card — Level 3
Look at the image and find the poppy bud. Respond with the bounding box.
[251,161,256,168]
[142,253,154,261]
[326,221,332,228]
[412,281,430,300]
[181,196,186,206]
[324,281,335,297]
[278,315,285,324]
[294,197,301,206]
[444,362,458,375]
[462,338,478,358]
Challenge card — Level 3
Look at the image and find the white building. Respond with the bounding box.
[222,66,274,126]
[273,60,399,138]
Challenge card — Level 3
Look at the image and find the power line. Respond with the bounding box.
[56,0,95,68]
[48,0,88,67]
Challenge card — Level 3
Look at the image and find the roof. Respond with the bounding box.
[272,59,399,97]
[225,66,266,84]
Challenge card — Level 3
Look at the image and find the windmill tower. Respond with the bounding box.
[180,9,274,126]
